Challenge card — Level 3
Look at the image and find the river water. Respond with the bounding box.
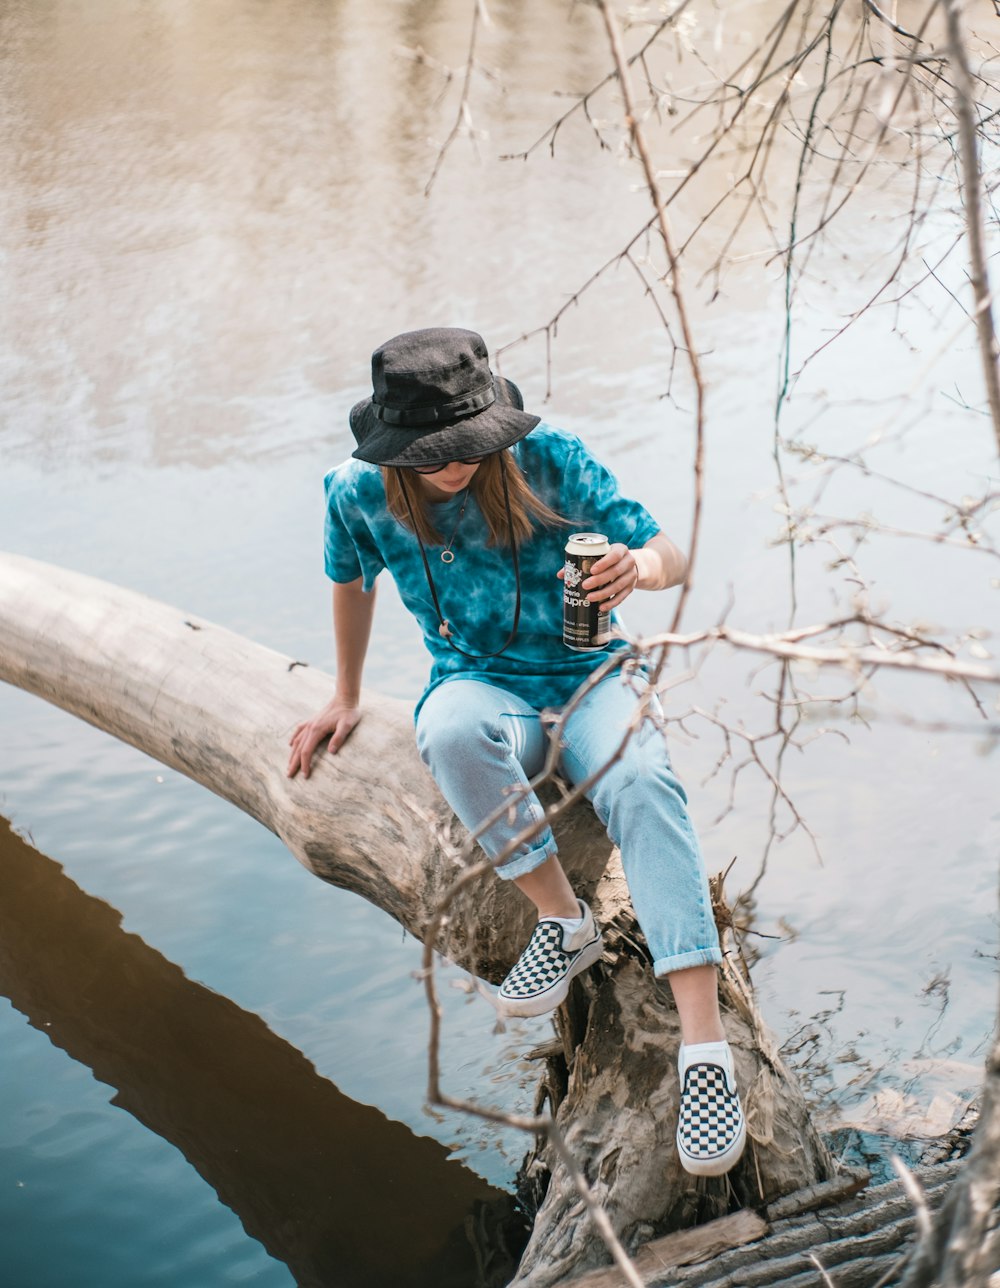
[1,1,998,1285]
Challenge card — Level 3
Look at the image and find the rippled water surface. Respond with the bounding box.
[1,1,998,1284]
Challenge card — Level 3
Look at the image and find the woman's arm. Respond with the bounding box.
[286,577,377,778]
[580,532,688,607]
[633,532,687,591]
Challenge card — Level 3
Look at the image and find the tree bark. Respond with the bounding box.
[565,1159,966,1288]
[897,1032,1000,1287]
[0,552,834,1282]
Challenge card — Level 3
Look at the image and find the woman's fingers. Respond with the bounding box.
[287,710,363,777]
[590,575,636,605]
[287,731,309,778]
[298,736,316,779]
[287,729,302,776]
[584,545,638,604]
[328,711,361,754]
[287,722,325,778]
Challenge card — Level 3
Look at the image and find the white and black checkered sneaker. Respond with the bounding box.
[497,900,603,1018]
[676,1041,746,1177]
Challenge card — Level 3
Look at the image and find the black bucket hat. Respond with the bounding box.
[350,327,540,468]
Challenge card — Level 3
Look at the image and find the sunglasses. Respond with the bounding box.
[411,456,486,475]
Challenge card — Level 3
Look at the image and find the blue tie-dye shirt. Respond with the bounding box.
[323,424,662,717]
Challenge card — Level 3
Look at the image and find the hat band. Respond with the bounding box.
[371,382,497,428]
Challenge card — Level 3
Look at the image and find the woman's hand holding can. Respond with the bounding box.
[582,542,640,607]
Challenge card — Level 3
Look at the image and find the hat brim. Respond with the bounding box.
[350,377,540,468]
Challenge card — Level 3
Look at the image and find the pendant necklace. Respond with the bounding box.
[439,490,469,564]
[398,467,522,659]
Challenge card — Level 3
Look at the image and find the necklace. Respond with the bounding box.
[439,490,469,564]
[398,466,522,659]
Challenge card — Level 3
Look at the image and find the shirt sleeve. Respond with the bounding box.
[323,463,385,589]
[558,435,662,550]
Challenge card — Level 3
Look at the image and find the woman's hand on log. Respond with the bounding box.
[286,699,362,778]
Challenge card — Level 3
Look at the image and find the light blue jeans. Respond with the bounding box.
[415,673,722,977]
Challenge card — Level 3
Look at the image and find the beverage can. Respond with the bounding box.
[563,533,611,651]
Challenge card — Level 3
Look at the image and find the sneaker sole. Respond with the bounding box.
[677,1117,747,1177]
[497,934,604,1018]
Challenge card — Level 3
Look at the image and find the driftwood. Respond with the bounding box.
[562,1161,968,1288]
[558,1102,986,1288]
[0,552,834,1283]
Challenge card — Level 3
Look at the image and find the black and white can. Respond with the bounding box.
[563,532,611,651]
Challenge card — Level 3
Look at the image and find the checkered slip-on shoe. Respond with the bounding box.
[676,1041,746,1177]
[497,900,603,1018]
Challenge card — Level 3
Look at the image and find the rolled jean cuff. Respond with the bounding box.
[494,834,558,881]
[652,945,723,977]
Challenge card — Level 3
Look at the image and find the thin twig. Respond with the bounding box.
[892,1153,934,1244]
[596,0,705,637]
[424,0,488,197]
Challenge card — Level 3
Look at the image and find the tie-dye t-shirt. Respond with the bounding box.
[323,424,662,717]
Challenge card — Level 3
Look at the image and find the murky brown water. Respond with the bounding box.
[0,821,521,1287]
[1,1,998,1283]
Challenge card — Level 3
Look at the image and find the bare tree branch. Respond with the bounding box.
[423,0,490,197]
[595,0,705,635]
[644,621,1000,685]
[943,0,1000,453]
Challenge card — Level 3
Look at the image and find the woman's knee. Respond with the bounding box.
[418,712,483,767]
[416,687,503,767]
[592,753,690,828]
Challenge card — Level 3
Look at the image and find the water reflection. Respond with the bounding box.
[0,820,524,1288]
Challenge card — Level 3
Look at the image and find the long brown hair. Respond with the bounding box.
[382,450,566,548]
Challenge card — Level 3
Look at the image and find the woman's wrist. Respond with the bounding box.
[633,547,659,592]
[635,536,688,591]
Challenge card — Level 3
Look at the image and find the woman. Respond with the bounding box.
[287,327,745,1177]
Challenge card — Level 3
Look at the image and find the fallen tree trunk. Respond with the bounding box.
[0,551,834,1283]
[0,552,590,971]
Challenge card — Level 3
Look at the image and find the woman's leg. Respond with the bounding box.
[416,678,556,880]
[416,678,602,1014]
[511,858,580,919]
[559,671,745,1175]
[667,963,724,1045]
[558,672,723,1034]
